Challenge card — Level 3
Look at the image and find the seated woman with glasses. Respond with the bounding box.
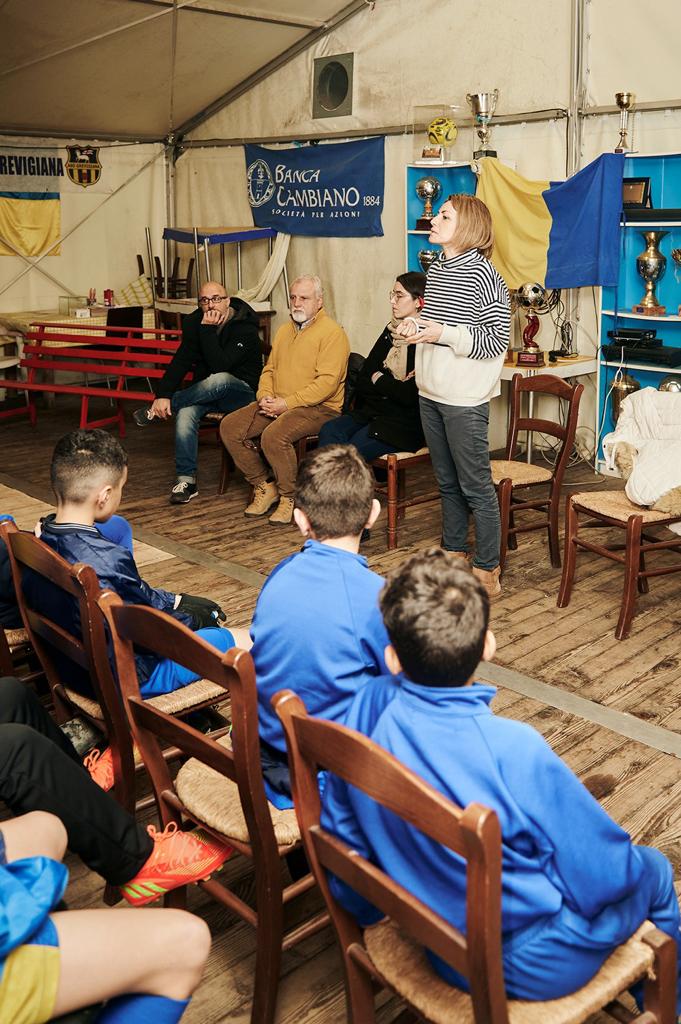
[317,272,426,461]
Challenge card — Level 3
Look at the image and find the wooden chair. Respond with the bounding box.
[1,523,229,816]
[0,623,44,689]
[490,373,583,572]
[558,490,681,640]
[371,448,437,550]
[273,688,677,1024]
[99,594,328,1024]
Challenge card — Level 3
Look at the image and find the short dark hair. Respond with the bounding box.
[294,444,374,540]
[380,548,489,686]
[51,430,128,504]
[395,271,426,300]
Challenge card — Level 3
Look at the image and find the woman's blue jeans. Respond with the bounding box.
[171,372,254,479]
[318,415,396,462]
[419,397,500,570]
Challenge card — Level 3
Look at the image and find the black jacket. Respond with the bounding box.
[154,297,262,398]
[351,327,425,452]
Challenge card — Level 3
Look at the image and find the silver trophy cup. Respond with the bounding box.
[466,90,499,158]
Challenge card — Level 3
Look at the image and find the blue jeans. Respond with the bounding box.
[419,397,500,570]
[142,626,235,696]
[318,415,396,462]
[171,373,255,479]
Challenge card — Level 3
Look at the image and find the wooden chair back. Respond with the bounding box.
[506,372,584,486]
[0,522,135,807]
[99,593,281,864]
[273,689,509,1024]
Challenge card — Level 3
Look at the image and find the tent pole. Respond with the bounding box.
[567,0,586,177]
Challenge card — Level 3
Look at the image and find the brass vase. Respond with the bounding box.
[612,373,640,423]
[634,230,668,314]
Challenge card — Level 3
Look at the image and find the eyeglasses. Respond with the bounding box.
[389,290,410,301]
[199,295,228,306]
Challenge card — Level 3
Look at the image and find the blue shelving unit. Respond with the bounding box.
[404,163,477,272]
[596,152,681,471]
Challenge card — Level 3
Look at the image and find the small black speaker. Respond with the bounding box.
[312,53,354,119]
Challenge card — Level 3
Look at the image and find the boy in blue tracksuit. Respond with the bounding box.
[321,549,681,1007]
[22,429,246,698]
[251,443,388,803]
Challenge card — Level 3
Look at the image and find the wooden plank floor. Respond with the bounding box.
[2,399,681,1022]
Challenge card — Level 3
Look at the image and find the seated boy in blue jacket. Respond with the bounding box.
[251,443,388,804]
[23,429,250,700]
[321,548,681,1007]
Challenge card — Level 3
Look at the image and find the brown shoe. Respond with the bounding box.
[269,496,294,525]
[244,481,279,516]
[472,565,502,601]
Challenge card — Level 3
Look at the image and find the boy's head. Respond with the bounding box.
[51,430,128,519]
[293,444,378,541]
[380,548,494,687]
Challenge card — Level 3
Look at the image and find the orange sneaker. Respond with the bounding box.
[120,822,233,907]
[84,747,114,792]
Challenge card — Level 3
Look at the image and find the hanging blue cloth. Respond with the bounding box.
[543,153,625,288]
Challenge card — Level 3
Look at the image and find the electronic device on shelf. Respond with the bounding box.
[606,327,655,339]
[602,343,681,367]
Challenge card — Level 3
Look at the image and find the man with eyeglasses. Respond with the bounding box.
[133,281,261,504]
[220,275,349,525]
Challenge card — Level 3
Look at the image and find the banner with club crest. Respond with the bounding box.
[245,137,384,237]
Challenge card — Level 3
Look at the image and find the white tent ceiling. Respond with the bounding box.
[0,0,365,141]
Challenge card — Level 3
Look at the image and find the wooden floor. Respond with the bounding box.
[2,398,681,1023]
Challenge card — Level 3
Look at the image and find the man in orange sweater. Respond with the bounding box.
[220,275,349,524]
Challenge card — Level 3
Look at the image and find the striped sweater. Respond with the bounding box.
[416,248,510,407]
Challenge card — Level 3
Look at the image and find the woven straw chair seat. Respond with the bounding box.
[490,460,552,487]
[364,918,656,1024]
[374,447,430,462]
[573,489,680,524]
[4,627,29,649]
[63,677,226,723]
[64,688,105,721]
[145,678,226,714]
[176,734,300,846]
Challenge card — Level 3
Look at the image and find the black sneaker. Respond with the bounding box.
[133,407,155,427]
[170,480,198,504]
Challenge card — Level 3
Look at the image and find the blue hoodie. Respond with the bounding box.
[252,539,389,753]
[322,677,649,978]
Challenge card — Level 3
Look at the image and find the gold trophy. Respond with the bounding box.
[614,92,635,153]
[466,90,499,159]
[633,231,667,316]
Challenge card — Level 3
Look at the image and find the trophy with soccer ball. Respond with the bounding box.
[415,176,442,231]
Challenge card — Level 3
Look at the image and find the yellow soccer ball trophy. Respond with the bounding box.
[427,116,458,147]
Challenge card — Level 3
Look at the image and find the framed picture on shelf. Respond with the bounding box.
[622,177,651,209]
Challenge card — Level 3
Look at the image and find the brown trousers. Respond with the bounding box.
[219,401,337,497]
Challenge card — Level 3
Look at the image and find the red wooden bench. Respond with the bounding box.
[0,321,182,436]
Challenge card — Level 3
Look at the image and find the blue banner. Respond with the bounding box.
[245,138,384,237]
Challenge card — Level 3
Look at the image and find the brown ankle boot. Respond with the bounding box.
[472,565,501,601]
[244,481,279,516]
[269,496,294,525]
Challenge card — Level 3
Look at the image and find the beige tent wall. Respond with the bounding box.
[0,141,166,314]
[179,0,573,447]
[175,0,681,455]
